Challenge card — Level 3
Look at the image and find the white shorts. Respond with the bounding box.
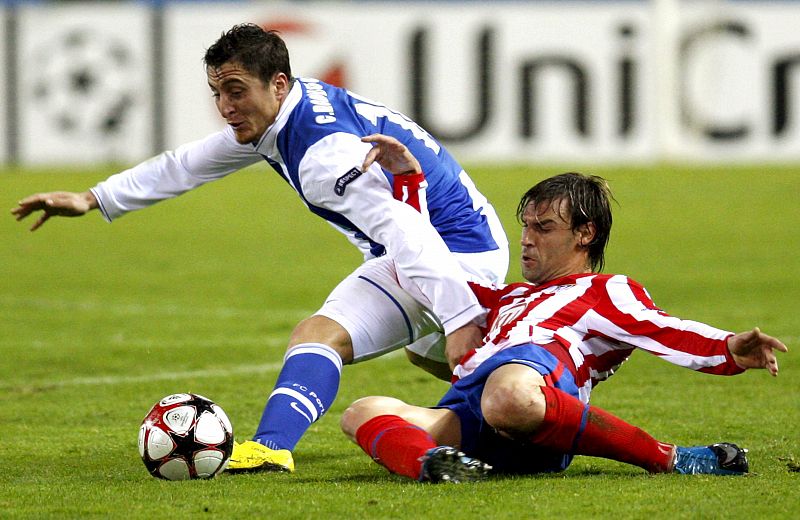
[315,249,508,363]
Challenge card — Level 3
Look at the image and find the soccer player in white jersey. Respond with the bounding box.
[340,144,787,481]
[10,24,508,473]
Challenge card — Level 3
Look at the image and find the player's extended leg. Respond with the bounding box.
[341,396,490,482]
[482,363,748,475]
[227,315,349,473]
[228,256,437,473]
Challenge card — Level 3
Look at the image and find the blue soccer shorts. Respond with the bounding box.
[436,343,579,474]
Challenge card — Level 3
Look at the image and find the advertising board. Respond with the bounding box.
[4,1,800,164]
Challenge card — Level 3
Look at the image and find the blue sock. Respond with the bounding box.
[253,343,342,451]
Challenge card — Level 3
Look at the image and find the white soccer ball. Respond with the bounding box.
[138,393,234,480]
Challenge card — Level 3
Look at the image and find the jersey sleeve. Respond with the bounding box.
[299,131,485,335]
[591,275,743,375]
[91,126,261,221]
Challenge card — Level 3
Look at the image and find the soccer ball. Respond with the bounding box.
[138,393,234,480]
[31,28,139,139]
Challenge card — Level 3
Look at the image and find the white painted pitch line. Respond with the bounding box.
[0,294,314,321]
[1,335,290,350]
[3,348,406,391]
[4,362,286,391]
[64,362,287,386]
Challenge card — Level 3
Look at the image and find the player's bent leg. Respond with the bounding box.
[476,352,676,474]
[342,396,448,434]
[344,398,489,482]
[480,363,549,435]
[341,395,461,447]
[340,396,404,441]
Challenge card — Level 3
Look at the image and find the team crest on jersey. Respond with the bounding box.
[334,168,362,195]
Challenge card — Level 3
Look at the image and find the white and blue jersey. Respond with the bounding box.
[252,78,502,258]
[91,78,508,336]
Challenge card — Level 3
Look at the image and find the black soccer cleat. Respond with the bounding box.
[419,446,491,483]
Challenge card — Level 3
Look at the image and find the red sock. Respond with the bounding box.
[530,386,674,473]
[355,415,437,480]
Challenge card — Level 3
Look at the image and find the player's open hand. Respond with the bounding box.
[361,134,422,176]
[11,191,98,231]
[728,327,788,376]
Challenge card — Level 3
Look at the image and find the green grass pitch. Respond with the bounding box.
[1,163,798,518]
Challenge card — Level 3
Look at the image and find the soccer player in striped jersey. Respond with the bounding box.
[341,143,787,481]
[10,24,508,473]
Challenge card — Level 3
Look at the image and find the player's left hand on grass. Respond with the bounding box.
[728,327,788,376]
[361,134,421,176]
[445,323,485,370]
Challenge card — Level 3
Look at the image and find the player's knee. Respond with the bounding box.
[289,315,354,363]
[481,382,525,430]
[340,396,395,440]
[481,378,547,434]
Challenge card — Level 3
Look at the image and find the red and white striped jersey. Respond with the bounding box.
[455,273,742,402]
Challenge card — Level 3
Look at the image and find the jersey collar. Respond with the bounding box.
[253,79,303,157]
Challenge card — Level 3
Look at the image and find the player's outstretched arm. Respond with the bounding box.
[361,134,421,176]
[11,191,98,231]
[728,327,788,376]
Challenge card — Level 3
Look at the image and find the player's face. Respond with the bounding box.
[520,199,592,284]
[207,62,289,144]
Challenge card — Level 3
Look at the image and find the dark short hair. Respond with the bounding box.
[516,172,614,272]
[204,23,292,84]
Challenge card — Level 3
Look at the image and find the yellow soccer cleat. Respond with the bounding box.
[226,440,295,473]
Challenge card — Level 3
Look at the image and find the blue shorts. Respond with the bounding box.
[436,344,579,474]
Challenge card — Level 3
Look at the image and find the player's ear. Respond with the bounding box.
[273,73,290,98]
[577,222,596,247]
